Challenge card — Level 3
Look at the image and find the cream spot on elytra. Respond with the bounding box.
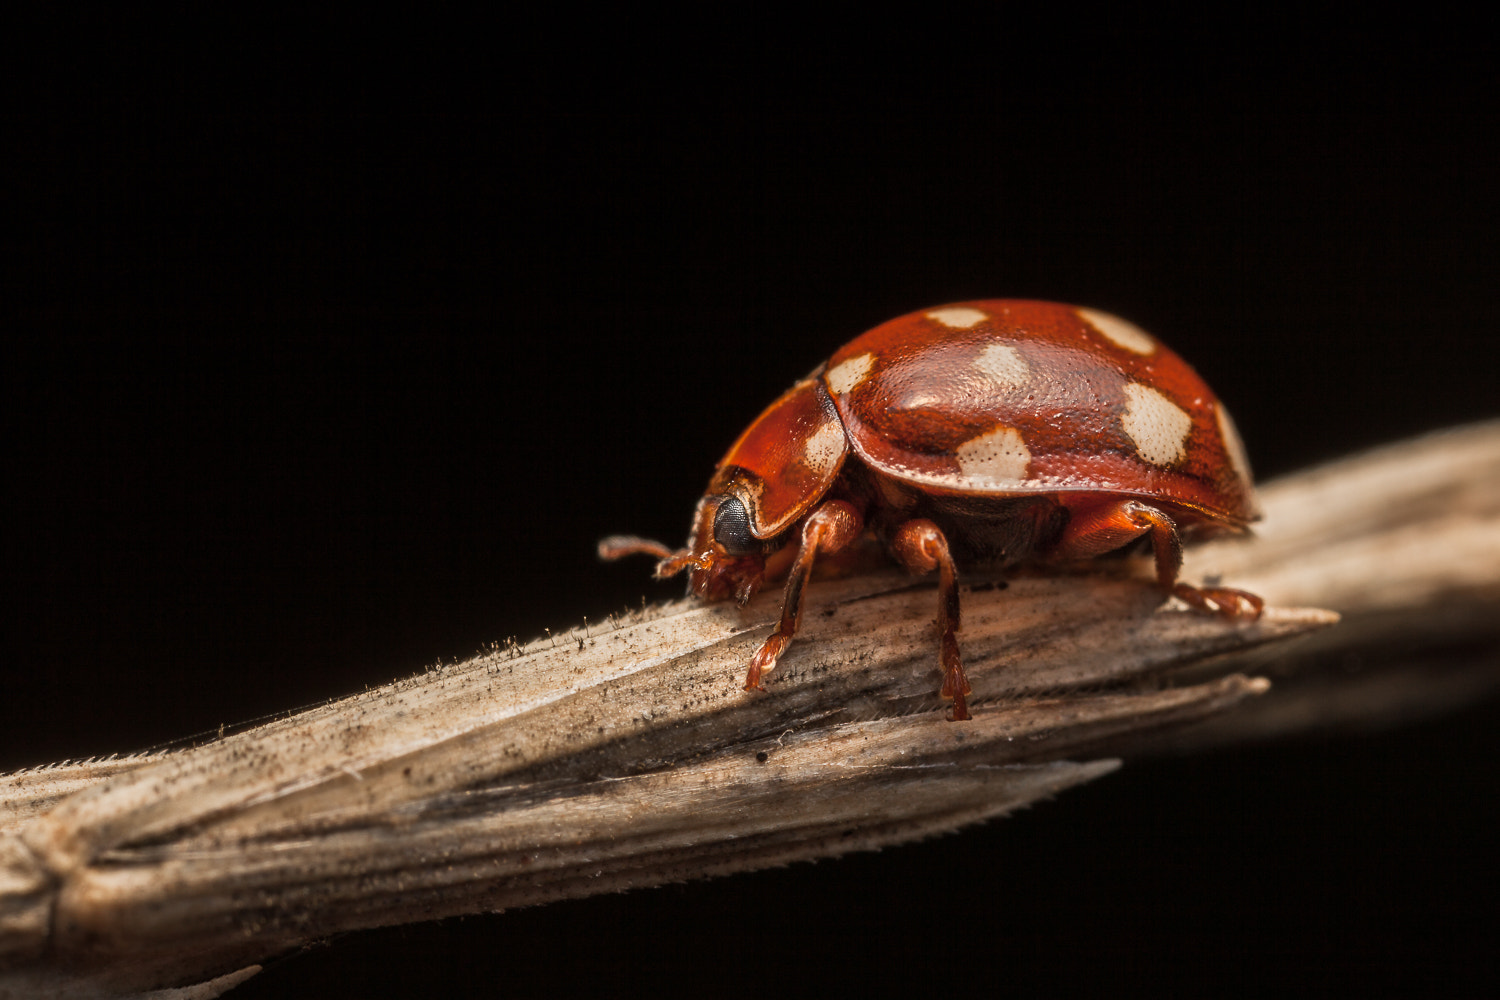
[1216,403,1253,483]
[803,419,845,472]
[825,352,875,396]
[926,306,988,329]
[1121,383,1192,466]
[955,426,1032,484]
[1078,307,1156,355]
[972,343,1031,391]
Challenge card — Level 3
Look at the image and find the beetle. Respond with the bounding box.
[600,300,1263,720]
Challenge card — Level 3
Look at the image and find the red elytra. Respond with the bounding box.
[601,300,1263,720]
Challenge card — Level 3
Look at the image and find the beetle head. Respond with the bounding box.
[663,492,769,605]
[597,490,771,606]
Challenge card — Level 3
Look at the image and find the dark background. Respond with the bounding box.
[8,12,1498,998]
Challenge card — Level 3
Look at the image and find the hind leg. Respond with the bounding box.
[1053,500,1263,620]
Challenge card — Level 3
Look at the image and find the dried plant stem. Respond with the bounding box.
[1,421,1497,998]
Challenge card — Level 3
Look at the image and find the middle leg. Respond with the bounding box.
[889,519,971,721]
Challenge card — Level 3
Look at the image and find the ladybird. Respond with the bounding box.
[601,300,1263,720]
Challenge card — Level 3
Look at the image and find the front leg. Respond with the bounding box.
[744,500,862,691]
[1054,499,1264,620]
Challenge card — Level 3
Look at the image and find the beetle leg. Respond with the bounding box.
[1055,500,1263,621]
[889,519,970,721]
[744,500,862,692]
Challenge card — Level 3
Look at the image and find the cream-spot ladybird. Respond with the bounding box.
[601,300,1263,720]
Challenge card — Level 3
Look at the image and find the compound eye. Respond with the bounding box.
[711,495,757,555]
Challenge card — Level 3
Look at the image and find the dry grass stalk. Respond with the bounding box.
[1,421,1496,998]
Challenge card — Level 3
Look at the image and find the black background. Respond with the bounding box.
[8,11,1498,998]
